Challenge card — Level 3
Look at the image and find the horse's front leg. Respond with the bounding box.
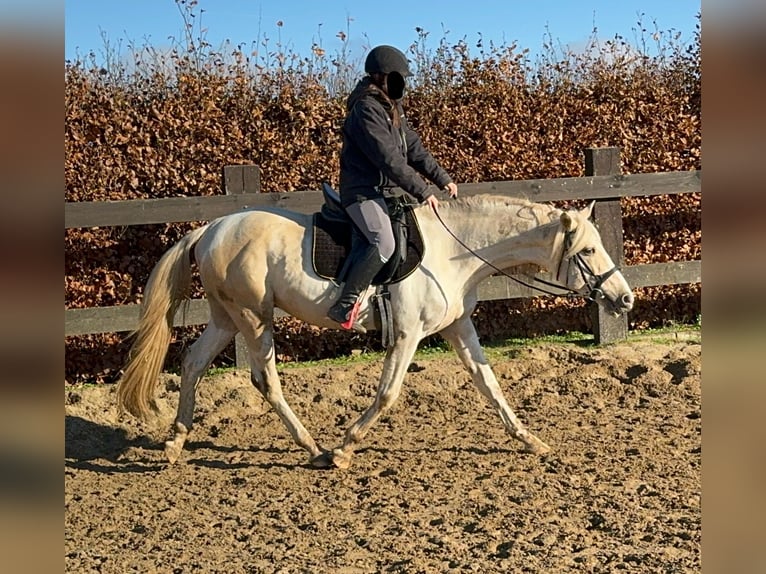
[315,331,421,470]
[440,317,551,455]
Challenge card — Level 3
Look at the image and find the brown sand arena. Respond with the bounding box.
[65,337,700,573]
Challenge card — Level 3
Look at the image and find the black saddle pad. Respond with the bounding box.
[311,206,424,284]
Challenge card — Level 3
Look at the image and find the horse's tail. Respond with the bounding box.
[116,224,209,421]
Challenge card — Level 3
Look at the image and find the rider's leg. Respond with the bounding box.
[327,243,386,327]
[327,198,395,328]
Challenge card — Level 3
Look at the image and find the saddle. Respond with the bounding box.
[311,183,425,285]
[312,184,425,346]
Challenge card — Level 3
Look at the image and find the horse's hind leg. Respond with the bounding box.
[165,312,237,463]
[240,308,324,461]
[320,330,421,470]
[440,317,551,455]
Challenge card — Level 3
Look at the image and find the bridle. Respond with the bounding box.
[433,207,620,302]
[557,230,620,302]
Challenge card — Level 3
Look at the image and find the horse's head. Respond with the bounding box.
[557,201,634,316]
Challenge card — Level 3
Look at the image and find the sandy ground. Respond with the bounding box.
[65,336,700,573]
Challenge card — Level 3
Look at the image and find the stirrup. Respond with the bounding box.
[339,300,362,330]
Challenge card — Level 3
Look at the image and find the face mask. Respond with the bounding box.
[387,71,406,100]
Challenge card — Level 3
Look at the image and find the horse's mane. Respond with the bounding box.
[438,194,592,261]
[439,194,541,212]
[439,194,561,225]
[440,194,561,220]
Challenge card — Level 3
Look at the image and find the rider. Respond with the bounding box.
[327,44,459,329]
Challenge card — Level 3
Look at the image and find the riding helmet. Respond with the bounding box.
[364,45,413,77]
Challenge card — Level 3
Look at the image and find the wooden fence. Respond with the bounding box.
[65,147,701,365]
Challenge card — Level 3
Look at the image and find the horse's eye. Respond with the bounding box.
[582,247,596,256]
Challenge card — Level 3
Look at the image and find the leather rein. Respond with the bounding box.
[432,206,619,302]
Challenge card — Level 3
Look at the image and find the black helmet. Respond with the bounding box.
[364,45,412,77]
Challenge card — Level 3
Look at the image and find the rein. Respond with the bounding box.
[432,205,618,302]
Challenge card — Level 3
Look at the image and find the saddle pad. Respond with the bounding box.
[312,206,425,284]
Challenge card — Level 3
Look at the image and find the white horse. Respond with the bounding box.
[117,195,634,469]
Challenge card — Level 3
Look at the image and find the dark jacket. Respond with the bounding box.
[338,78,452,207]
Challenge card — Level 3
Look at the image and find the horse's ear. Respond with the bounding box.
[560,211,574,231]
[582,200,595,220]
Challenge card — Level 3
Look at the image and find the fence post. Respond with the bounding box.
[584,147,628,344]
[223,164,262,367]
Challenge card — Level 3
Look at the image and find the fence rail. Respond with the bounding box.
[65,147,701,364]
[64,170,700,229]
[63,261,700,337]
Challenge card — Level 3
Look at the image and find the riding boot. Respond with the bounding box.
[327,244,386,329]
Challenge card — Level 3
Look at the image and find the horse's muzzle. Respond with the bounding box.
[611,291,635,315]
[593,290,634,316]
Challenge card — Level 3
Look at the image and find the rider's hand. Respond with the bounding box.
[425,194,440,211]
[443,182,458,198]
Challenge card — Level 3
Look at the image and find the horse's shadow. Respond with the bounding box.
[65,415,165,473]
[351,444,517,463]
[185,440,302,471]
[65,416,522,475]
[65,415,303,473]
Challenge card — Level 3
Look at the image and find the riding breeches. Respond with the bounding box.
[345,197,395,263]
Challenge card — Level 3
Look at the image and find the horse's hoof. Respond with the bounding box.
[523,435,552,455]
[164,440,183,464]
[309,450,352,469]
[331,448,353,469]
[309,451,335,469]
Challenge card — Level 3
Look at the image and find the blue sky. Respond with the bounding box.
[65,0,700,66]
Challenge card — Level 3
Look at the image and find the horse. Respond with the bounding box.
[116,194,634,469]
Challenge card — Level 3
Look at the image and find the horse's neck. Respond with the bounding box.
[433,200,561,280]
